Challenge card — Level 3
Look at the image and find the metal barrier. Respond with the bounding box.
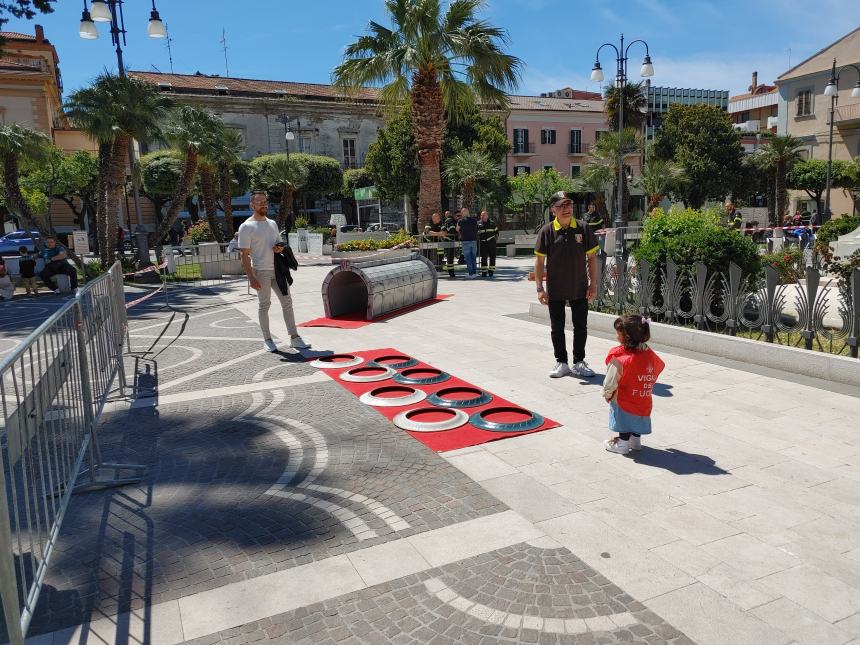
[0,261,144,644]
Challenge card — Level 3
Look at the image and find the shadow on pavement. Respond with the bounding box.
[629,446,728,475]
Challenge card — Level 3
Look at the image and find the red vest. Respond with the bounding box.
[605,346,665,416]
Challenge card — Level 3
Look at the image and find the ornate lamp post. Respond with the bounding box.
[79,0,166,265]
[822,58,860,223]
[590,34,654,258]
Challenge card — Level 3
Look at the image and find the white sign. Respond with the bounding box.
[72,230,90,255]
[307,233,323,256]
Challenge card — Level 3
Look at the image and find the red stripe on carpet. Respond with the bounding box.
[298,295,452,329]
[317,347,560,452]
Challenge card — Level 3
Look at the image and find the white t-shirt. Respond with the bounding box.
[237,217,280,271]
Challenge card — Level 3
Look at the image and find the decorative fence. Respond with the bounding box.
[0,262,144,644]
[593,256,860,358]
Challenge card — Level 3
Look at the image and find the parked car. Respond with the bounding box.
[0,230,41,256]
[340,225,362,233]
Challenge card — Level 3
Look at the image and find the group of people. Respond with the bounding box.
[534,191,664,456]
[424,208,499,278]
[0,237,79,301]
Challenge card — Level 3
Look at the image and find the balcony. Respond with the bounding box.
[511,142,536,155]
[568,143,592,155]
[834,103,860,127]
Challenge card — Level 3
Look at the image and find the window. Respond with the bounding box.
[796,90,813,117]
[342,138,357,168]
[540,129,556,145]
[569,129,582,154]
[513,165,530,176]
[513,128,530,153]
[543,164,554,171]
[595,130,609,141]
[740,111,750,122]
[570,165,581,178]
[299,135,313,154]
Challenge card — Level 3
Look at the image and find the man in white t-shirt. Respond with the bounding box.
[238,192,310,352]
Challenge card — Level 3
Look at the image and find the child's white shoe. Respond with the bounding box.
[629,436,641,450]
[604,437,630,454]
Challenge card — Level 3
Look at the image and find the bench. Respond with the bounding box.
[505,234,538,257]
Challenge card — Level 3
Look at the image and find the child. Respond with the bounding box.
[18,246,38,296]
[0,264,14,300]
[603,314,665,455]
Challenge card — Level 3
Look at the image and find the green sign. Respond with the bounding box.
[354,186,378,200]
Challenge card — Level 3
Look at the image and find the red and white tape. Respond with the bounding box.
[125,284,164,309]
[122,259,168,278]
[595,223,820,236]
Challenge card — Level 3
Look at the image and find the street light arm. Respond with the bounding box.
[834,63,860,83]
[623,39,650,58]
[594,42,621,63]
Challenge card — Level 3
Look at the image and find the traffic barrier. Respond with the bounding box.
[0,261,143,644]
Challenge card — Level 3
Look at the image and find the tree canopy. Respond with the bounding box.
[653,104,744,208]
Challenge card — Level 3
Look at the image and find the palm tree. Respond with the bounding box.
[196,119,229,244]
[760,135,803,224]
[604,81,647,131]
[0,124,52,237]
[65,73,170,264]
[588,127,643,224]
[639,155,685,213]
[263,155,309,231]
[573,163,613,220]
[217,129,245,238]
[443,149,498,211]
[333,0,521,227]
[150,106,225,253]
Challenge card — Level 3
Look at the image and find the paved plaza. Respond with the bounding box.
[11,256,860,645]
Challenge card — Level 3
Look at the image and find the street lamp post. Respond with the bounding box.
[80,0,166,266]
[590,34,654,259]
[822,58,860,224]
[277,115,299,160]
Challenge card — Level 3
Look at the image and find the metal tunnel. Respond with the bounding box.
[321,253,438,320]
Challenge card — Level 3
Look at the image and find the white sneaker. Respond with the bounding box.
[549,362,572,378]
[263,339,278,352]
[629,436,642,450]
[290,336,310,349]
[604,438,630,454]
[572,360,595,377]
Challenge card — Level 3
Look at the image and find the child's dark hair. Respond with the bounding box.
[614,314,650,350]
[18,246,27,254]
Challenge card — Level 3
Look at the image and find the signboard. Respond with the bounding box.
[307,233,323,256]
[72,230,90,255]
[353,186,378,201]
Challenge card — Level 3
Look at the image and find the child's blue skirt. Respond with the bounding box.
[609,401,652,435]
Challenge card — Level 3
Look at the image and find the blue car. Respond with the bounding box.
[0,231,41,256]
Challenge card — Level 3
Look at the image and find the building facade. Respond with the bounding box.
[729,71,779,153]
[644,85,730,143]
[775,27,860,218]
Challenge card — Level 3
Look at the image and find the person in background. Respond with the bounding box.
[477,210,499,278]
[226,232,240,253]
[603,314,665,455]
[17,246,38,296]
[424,212,447,272]
[442,210,458,278]
[583,202,605,256]
[456,207,479,279]
[39,237,78,294]
[725,202,742,230]
[0,264,14,300]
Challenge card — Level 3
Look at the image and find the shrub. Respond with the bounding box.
[294,216,310,230]
[187,220,215,245]
[761,246,804,284]
[337,230,416,252]
[814,214,860,262]
[634,207,761,276]
[825,249,860,286]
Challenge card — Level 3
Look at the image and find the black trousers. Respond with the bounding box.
[444,246,456,276]
[40,261,78,290]
[480,240,497,276]
[548,298,588,364]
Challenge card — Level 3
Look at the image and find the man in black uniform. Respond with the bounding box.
[583,202,605,256]
[442,210,458,278]
[534,191,599,379]
[477,210,499,277]
[423,212,446,271]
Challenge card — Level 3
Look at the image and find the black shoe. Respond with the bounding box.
[481,272,487,277]
[449,272,456,278]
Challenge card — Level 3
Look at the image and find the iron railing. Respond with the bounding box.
[593,255,860,358]
[0,261,144,644]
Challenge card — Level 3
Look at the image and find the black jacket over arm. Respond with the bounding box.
[274,248,297,296]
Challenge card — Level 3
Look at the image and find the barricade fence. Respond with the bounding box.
[0,261,143,644]
[592,255,860,358]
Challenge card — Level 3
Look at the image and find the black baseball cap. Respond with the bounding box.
[549,191,574,207]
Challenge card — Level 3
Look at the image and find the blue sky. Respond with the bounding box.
[6,0,860,99]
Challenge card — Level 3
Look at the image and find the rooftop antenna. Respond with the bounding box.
[220,27,230,77]
[165,22,175,73]
[787,47,792,70]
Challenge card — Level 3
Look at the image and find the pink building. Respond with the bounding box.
[505,95,608,179]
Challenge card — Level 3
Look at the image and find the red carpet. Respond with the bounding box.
[299,295,451,329]
[317,347,560,452]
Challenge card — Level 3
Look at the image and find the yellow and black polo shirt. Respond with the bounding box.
[534,218,599,301]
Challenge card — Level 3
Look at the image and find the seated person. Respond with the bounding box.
[0,265,15,300]
[39,236,78,293]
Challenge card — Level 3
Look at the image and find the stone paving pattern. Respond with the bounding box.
[26,381,507,635]
[178,543,692,645]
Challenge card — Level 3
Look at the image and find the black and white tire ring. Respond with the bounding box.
[366,354,419,370]
[393,407,469,432]
[310,354,363,369]
[426,386,492,408]
[469,407,545,433]
[358,385,427,407]
[392,367,451,385]
[339,365,396,383]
